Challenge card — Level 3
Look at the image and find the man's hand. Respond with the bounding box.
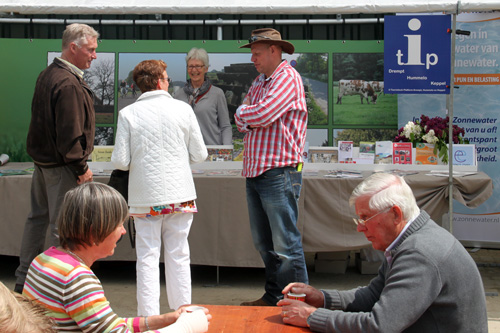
[280,282,325,308]
[242,95,250,106]
[77,168,93,184]
[277,298,317,328]
[239,94,272,129]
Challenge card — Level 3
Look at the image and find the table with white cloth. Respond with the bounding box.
[0,163,493,267]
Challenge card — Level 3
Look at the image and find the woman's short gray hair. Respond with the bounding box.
[58,182,128,251]
[62,23,99,50]
[349,173,420,220]
[186,47,209,67]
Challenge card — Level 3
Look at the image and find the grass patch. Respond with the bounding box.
[96,113,115,124]
[307,94,327,125]
[333,86,398,126]
[0,135,31,162]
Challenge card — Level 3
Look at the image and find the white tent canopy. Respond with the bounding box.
[1,0,500,15]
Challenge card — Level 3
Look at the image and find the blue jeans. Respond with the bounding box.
[246,166,309,305]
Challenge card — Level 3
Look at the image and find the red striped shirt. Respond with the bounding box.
[235,60,308,178]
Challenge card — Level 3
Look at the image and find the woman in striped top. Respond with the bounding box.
[23,182,210,333]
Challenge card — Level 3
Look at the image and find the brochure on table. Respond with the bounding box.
[88,144,478,173]
[415,143,438,165]
[375,141,393,164]
[338,141,354,163]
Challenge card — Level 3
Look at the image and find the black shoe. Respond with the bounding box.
[14,283,24,294]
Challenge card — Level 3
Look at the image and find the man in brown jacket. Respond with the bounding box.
[14,23,99,293]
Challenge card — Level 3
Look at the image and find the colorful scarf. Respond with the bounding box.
[183,75,212,108]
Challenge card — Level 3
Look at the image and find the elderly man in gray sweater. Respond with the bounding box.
[278,172,488,332]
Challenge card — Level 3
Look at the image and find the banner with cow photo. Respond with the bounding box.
[398,12,500,245]
[332,53,398,147]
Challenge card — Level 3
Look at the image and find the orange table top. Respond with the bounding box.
[200,304,311,332]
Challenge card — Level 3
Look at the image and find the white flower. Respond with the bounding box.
[402,121,422,139]
[422,129,439,144]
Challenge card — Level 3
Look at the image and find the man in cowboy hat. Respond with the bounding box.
[235,28,309,307]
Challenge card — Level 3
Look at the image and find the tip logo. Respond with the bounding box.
[384,14,451,94]
[396,18,439,69]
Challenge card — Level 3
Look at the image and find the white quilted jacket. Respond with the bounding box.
[111,90,208,207]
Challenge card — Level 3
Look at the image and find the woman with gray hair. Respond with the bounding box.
[23,183,210,333]
[175,47,232,145]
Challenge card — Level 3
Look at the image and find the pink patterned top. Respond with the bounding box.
[130,200,198,218]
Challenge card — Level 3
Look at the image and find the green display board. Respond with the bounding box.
[0,38,393,162]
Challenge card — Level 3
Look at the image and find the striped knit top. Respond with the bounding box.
[23,247,159,332]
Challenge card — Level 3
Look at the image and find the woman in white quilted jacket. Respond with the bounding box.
[112,60,208,316]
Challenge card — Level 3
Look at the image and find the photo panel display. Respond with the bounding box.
[201,52,328,126]
[117,53,186,111]
[291,53,329,125]
[117,52,329,126]
[0,39,389,161]
[332,53,397,126]
[305,128,329,147]
[94,126,114,146]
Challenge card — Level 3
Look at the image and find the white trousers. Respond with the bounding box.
[135,213,193,315]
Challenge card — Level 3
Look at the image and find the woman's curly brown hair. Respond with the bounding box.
[133,59,167,93]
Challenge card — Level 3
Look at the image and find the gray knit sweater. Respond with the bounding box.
[174,85,232,146]
[308,211,488,332]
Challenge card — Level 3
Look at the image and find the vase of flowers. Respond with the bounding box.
[394,114,469,164]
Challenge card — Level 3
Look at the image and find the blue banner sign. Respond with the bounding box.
[384,15,451,94]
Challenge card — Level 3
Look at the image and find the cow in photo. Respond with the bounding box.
[369,81,384,95]
[336,79,378,104]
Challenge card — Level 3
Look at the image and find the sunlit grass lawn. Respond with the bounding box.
[333,86,398,126]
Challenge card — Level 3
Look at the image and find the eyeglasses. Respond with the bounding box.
[353,208,391,227]
[248,35,273,43]
[187,65,206,70]
[159,77,172,84]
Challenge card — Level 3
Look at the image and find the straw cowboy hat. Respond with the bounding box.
[239,28,295,55]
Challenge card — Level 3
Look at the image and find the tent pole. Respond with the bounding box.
[447,8,458,234]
